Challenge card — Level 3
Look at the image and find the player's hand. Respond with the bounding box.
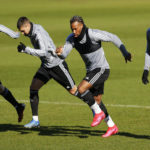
[142,70,149,84]
[17,42,26,52]
[56,46,63,56]
[125,52,132,63]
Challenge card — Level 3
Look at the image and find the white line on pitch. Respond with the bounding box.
[0,99,150,109]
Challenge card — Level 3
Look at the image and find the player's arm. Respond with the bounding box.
[17,32,47,57]
[56,34,74,59]
[90,29,131,63]
[142,28,150,84]
[0,24,20,39]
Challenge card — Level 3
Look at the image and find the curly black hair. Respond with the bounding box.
[70,16,84,24]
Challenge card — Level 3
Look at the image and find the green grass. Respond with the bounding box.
[0,0,150,149]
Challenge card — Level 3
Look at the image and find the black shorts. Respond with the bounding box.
[84,68,110,96]
[33,61,75,90]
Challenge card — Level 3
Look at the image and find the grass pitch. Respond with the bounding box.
[0,0,150,150]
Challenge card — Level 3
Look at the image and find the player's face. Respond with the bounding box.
[19,23,31,36]
[71,21,83,37]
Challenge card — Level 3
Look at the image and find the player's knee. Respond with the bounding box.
[30,78,44,91]
[78,87,86,94]
[74,90,81,98]
[30,89,39,101]
[30,84,37,90]
[94,94,102,104]
[94,96,99,103]
[69,86,77,95]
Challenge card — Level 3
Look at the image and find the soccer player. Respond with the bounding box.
[56,16,132,137]
[0,24,25,122]
[142,28,150,84]
[17,16,103,128]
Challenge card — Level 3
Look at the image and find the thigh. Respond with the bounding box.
[50,61,75,90]
[78,68,106,94]
[93,94,103,104]
[84,68,109,95]
[90,82,104,96]
[85,68,110,87]
[31,67,50,90]
[78,80,92,94]
[30,78,45,90]
[33,66,51,84]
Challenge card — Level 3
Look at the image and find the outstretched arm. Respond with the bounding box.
[142,28,150,85]
[0,24,20,39]
[56,35,74,59]
[17,42,47,57]
[90,29,132,63]
[17,32,52,57]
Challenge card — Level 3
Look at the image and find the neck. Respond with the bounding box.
[27,22,33,37]
[75,24,87,41]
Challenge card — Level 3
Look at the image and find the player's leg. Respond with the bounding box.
[94,94,118,137]
[0,81,19,107]
[142,28,150,84]
[75,80,105,127]
[75,68,111,127]
[50,61,103,127]
[69,86,77,95]
[94,94,114,126]
[89,69,118,137]
[0,81,25,122]
[50,61,98,108]
[49,61,102,126]
[59,61,77,95]
[90,83,109,117]
[49,61,77,95]
[146,28,150,55]
[24,67,49,128]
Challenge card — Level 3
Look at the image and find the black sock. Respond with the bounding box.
[99,101,109,118]
[75,90,95,106]
[1,88,19,107]
[30,90,39,116]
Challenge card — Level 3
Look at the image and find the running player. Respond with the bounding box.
[17,16,103,128]
[0,24,25,122]
[56,16,132,137]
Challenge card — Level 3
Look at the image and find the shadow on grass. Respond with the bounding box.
[0,124,149,139]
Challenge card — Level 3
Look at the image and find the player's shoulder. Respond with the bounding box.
[88,28,103,40]
[88,28,103,35]
[33,23,46,36]
[146,28,150,34]
[33,24,43,31]
[66,33,74,41]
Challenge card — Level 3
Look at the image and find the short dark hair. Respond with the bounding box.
[70,16,84,25]
[17,16,30,29]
